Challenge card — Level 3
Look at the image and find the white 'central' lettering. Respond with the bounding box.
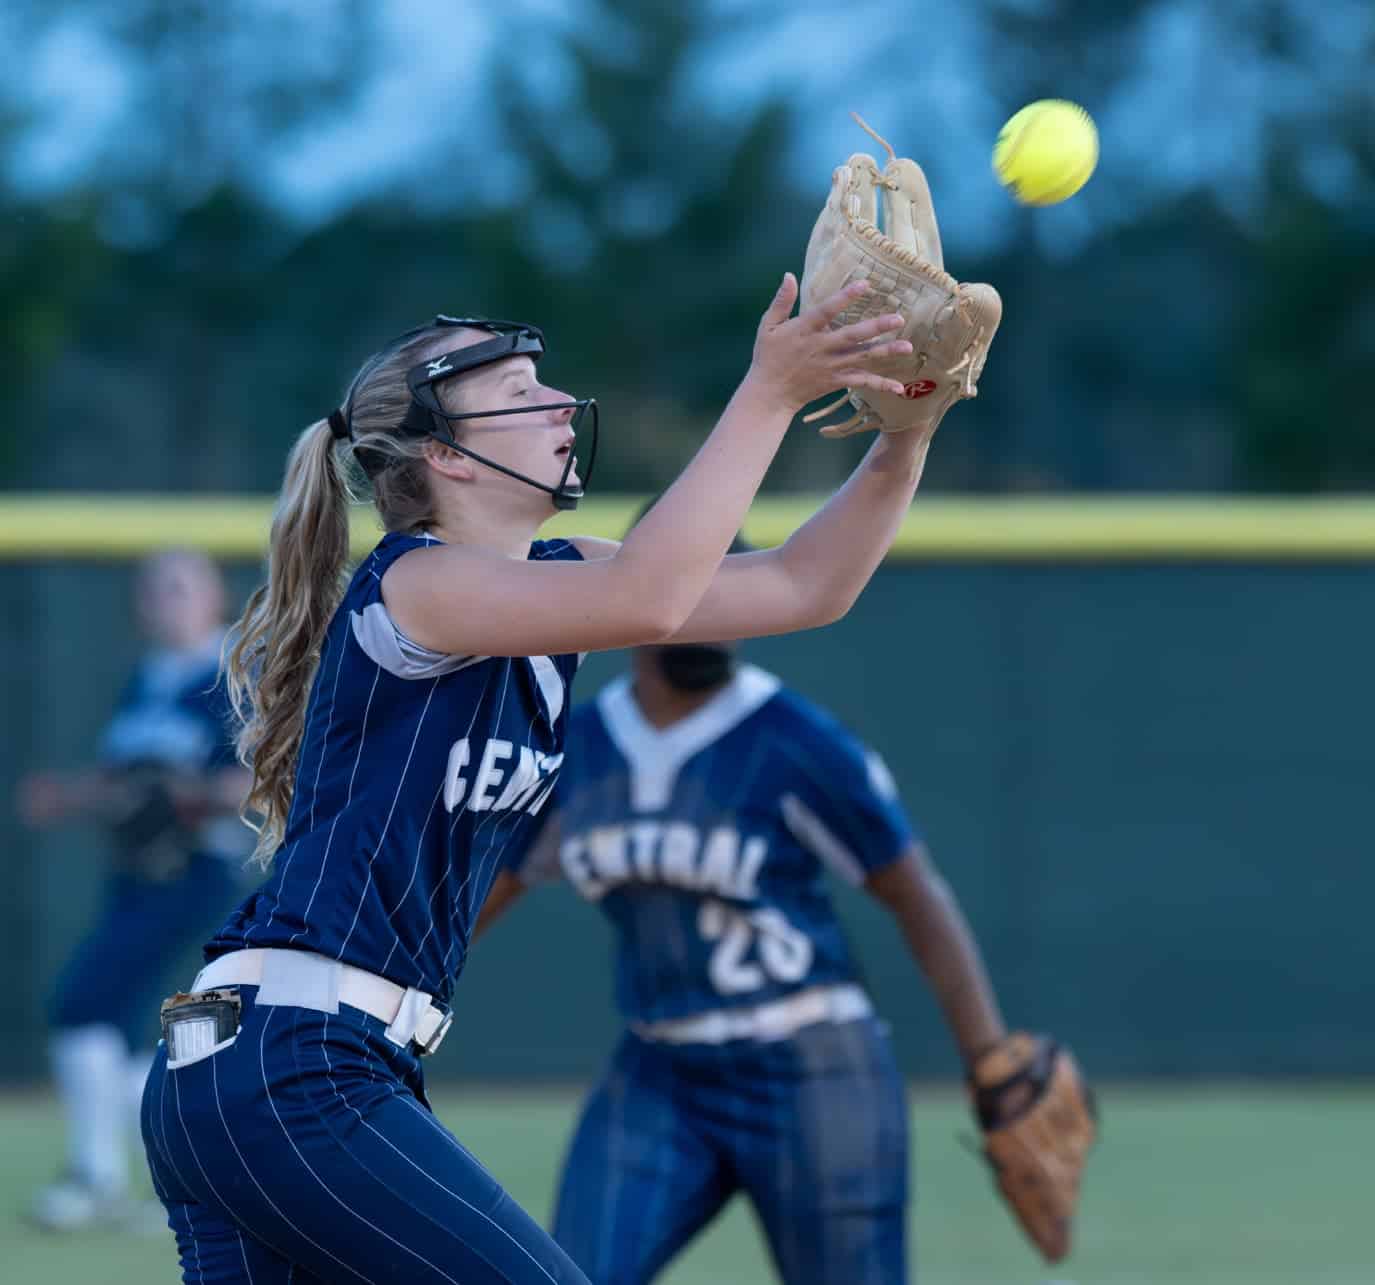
[443,737,559,817]
[559,820,770,902]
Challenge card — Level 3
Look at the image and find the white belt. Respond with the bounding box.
[193,948,453,1056]
[630,983,872,1046]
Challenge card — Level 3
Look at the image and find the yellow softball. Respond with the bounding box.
[993,100,1098,206]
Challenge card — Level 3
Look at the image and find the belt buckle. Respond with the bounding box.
[416,1009,453,1057]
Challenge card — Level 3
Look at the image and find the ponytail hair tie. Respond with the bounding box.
[327,409,351,441]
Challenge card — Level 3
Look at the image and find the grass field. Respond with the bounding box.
[1,1082,1369,1284]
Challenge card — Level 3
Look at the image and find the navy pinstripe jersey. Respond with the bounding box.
[207,532,582,1004]
[514,664,916,1023]
[101,631,248,862]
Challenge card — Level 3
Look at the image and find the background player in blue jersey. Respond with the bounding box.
[16,549,251,1231]
[138,275,968,1285]
[476,587,1011,1285]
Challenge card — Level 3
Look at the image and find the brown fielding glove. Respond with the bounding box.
[106,769,196,882]
[800,114,1001,439]
[969,1032,1097,1263]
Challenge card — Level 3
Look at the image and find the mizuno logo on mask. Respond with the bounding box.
[426,358,453,377]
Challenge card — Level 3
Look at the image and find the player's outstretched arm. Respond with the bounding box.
[385,277,911,659]
[17,769,127,827]
[659,426,932,642]
[574,423,932,644]
[867,842,1007,1065]
[636,119,1001,643]
[18,763,251,831]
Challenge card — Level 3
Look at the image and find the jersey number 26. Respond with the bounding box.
[698,899,814,995]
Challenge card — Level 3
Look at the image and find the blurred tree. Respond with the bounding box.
[1,0,1371,495]
[0,199,111,479]
[983,0,1158,105]
[1231,124,1375,490]
[933,0,1375,491]
[5,0,372,232]
[1,0,376,490]
[479,0,828,490]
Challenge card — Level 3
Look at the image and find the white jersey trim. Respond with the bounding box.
[780,792,866,885]
[350,602,485,680]
[597,664,782,812]
[630,982,873,1045]
[528,655,566,724]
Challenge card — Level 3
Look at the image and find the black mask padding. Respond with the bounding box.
[378,316,597,509]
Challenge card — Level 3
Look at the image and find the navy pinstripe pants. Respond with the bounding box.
[551,1017,910,1285]
[141,985,589,1285]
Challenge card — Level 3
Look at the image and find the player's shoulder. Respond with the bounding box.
[761,682,859,747]
[567,696,600,734]
[557,693,619,778]
[563,678,624,736]
[343,530,438,602]
[134,633,226,701]
[182,634,231,698]
[353,532,582,587]
[764,684,900,794]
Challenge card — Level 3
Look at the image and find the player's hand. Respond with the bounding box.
[746,275,913,414]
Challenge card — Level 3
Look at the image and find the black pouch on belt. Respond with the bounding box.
[160,989,242,1064]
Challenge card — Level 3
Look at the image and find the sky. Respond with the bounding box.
[3,0,1371,260]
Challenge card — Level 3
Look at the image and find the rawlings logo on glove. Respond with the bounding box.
[801,114,1002,438]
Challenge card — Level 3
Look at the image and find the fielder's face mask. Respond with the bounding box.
[335,315,598,511]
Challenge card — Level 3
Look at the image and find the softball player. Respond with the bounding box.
[137,276,944,1284]
[477,630,1009,1285]
[17,549,250,1230]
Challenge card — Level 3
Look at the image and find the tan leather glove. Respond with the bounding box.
[801,116,1002,438]
[969,1032,1098,1263]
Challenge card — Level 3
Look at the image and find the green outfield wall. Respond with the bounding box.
[1,497,1370,1081]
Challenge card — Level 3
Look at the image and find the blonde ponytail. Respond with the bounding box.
[228,322,478,865]
[228,419,354,865]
